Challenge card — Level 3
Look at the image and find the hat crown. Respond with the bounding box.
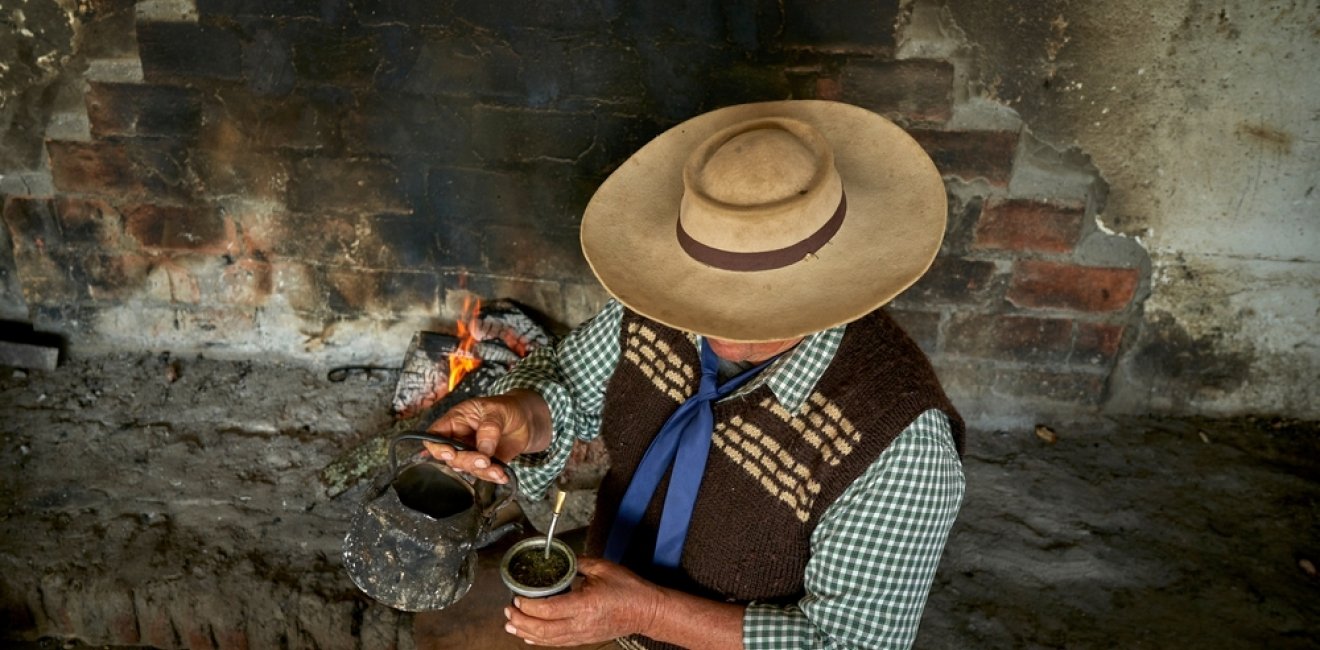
[700,128,818,205]
[679,117,844,256]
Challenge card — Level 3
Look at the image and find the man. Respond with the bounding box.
[425,100,965,649]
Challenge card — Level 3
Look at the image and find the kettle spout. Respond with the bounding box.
[477,521,522,549]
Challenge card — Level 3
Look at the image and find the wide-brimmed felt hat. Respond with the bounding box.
[580,100,947,342]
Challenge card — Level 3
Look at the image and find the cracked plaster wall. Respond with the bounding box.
[911,0,1319,417]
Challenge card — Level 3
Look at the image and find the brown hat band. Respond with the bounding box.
[676,192,847,272]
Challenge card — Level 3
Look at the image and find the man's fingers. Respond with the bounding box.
[513,594,576,620]
[421,441,456,461]
[426,409,477,438]
[420,397,524,484]
[506,605,577,645]
[473,410,507,457]
[444,450,508,483]
[420,440,507,483]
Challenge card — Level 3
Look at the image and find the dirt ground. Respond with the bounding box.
[0,353,1316,649]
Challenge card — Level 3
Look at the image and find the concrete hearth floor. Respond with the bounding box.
[0,353,1316,649]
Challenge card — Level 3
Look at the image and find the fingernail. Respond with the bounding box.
[503,607,511,620]
[440,451,453,461]
[512,597,522,608]
[479,441,496,454]
[504,623,516,635]
[474,458,489,469]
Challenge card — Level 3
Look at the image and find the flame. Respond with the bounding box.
[448,296,483,392]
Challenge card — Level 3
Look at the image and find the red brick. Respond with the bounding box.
[226,207,284,259]
[992,315,1074,362]
[219,259,274,306]
[47,140,190,202]
[54,198,126,248]
[974,198,1085,253]
[123,204,236,254]
[144,257,201,304]
[815,76,843,101]
[1008,260,1140,312]
[84,254,153,301]
[946,313,1072,363]
[1074,321,1125,366]
[2,197,60,250]
[87,82,201,138]
[8,248,84,305]
[904,256,998,303]
[841,59,953,124]
[908,129,1020,186]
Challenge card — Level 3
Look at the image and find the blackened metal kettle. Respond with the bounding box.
[343,433,518,611]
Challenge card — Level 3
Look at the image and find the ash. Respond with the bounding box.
[0,354,1316,649]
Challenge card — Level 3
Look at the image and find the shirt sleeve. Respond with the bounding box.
[743,409,965,650]
[490,300,623,500]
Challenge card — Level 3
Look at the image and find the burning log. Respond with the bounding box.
[390,333,520,419]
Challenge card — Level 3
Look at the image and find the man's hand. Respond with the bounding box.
[503,558,664,646]
[423,389,552,484]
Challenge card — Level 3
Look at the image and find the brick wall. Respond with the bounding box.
[1,0,1147,422]
[0,1,1157,647]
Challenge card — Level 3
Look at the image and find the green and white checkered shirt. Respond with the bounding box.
[493,300,965,649]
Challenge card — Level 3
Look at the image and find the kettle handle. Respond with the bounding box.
[389,433,519,518]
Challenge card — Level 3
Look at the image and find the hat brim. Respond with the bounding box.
[581,100,947,342]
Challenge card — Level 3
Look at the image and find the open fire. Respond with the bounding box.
[448,296,483,392]
[388,298,552,419]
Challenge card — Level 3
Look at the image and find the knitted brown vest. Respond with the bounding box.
[587,308,964,650]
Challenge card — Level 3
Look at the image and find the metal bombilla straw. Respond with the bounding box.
[544,489,567,559]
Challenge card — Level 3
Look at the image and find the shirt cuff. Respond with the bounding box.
[489,350,578,500]
[743,602,817,650]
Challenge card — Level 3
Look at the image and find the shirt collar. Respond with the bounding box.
[698,323,846,413]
